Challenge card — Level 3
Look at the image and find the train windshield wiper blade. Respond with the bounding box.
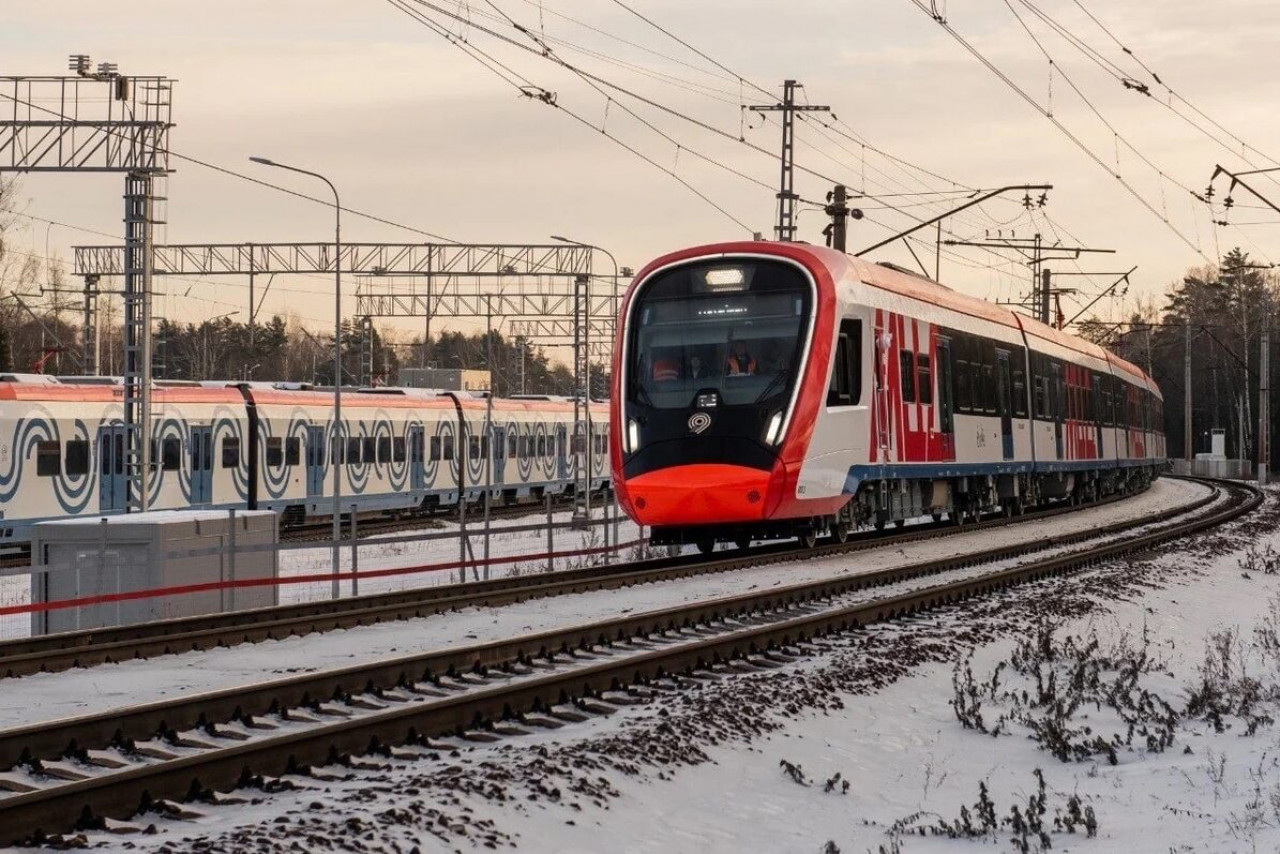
[753,369,788,404]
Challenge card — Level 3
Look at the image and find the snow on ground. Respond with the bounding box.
[53,480,1280,854]
[0,478,1205,731]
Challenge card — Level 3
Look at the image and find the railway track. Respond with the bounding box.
[0,477,1257,844]
[0,481,1178,678]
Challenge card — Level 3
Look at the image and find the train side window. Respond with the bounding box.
[430,436,441,461]
[469,436,480,460]
[827,320,862,407]
[36,441,60,477]
[508,433,518,458]
[285,438,301,466]
[378,437,392,464]
[1012,366,1027,418]
[482,434,491,458]
[980,365,995,413]
[899,350,916,403]
[443,435,455,460]
[394,437,406,463]
[955,360,970,413]
[65,440,89,476]
[557,432,566,458]
[223,438,241,469]
[917,353,932,405]
[330,437,344,466]
[267,438,284,467]
[537,435,547,457]
[362,438,376,465]
[347,437,362,464]
[163,438,181,471]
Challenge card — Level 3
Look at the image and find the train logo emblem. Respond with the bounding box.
[688,412,712,434]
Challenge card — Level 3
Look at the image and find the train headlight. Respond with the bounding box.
[763,411,784,445]
[626,418,640,453]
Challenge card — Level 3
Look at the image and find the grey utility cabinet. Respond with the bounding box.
[30,510,279,635]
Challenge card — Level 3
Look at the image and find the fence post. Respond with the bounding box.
[546,491,554,573]
[228,507,237,612]
[350,503,359,598]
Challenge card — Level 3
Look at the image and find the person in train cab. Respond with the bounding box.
[725,340,758,376]
[688,353,708,380]
[652,356,680,382]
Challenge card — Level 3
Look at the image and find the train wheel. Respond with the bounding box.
[798,529,817,549]
[696,536,716,555]
[830,522,849,545]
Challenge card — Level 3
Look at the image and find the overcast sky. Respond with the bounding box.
[4,0,1278,343]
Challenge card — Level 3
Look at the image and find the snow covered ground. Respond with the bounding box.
[0,478,1205,732]
[40,479,1280,854]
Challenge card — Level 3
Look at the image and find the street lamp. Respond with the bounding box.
[251,156,343,599]
[549,235,626,525]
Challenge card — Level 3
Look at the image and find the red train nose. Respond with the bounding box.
[624,463,774,526]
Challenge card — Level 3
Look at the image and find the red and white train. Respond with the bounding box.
[609,241,1164,552]
[0,377,608,547]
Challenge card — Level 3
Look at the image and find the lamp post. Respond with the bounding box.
[550,236,628,525]
[251,156,343,599]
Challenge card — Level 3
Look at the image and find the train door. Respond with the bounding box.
[555,424,568,481]
[305,425,326,498]
[1091,373,1104,458]
[1052,363,1065,459]
[408,425,426,491]
[936,339,956,460]
[492,426,507,486]
[97,426,128,512]
[189,426,213,504]
[996,351,1014,460]
[873,325,892,461]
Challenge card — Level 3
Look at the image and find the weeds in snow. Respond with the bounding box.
[1185,627,1277,735]
[1239,542,1280,576]
[951,619,1178,763]
[883,770,1096,853]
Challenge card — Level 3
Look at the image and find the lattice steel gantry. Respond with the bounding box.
[1,58,174,512]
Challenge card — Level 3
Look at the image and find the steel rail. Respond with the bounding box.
[0,484,1161,678]
[0,480,1235,778]
[0,479,1255,844]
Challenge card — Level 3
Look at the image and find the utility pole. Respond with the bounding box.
[822,184,863,253]
[1041,266,1052,326]
[1261,317,1270,484]
[1185,321,1193,462]
[750,80,829,242]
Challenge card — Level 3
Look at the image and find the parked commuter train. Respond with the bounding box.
[610,241,1165,552]
[0,376,608,547]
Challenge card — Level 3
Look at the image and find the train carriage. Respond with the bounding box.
[610,241,1165,552]
[0,376,249,545]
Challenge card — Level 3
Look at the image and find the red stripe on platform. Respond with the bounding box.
[0,538,647,618]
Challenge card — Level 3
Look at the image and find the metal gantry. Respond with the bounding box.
[1,61,175,512]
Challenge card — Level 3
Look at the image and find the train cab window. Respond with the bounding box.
[394,437,406,463]
[285,438,301,466]
[223,438,241,469]
[36,441,60,477]
[163,438,182,471]
[827,319,862,407]
[267,437,284,467]
[443,436,455,460]
[66,440,89,476]
[378,437,392,464]
[917,353,932,405]
[899,350,916,403]
[347,437,362,464]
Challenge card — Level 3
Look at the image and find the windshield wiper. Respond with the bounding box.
[753,369,789,404]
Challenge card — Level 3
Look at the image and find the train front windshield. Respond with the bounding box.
[623,258,812,475]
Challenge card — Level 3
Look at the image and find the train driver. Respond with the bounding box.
[725,340,758,376]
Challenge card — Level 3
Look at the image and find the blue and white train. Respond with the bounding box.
[0,375,608,548]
